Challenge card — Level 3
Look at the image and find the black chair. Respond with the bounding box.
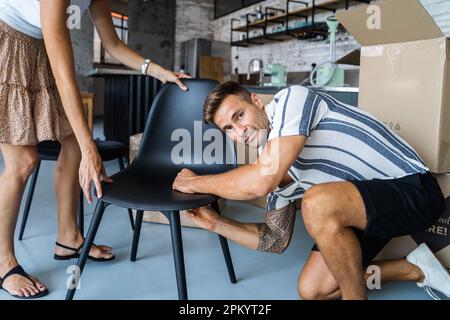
[18,140,135,240]
[66,79,238,300]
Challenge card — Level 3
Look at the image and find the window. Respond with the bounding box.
[93,12,128,65]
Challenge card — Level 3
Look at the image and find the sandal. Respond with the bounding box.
[54,241,115,262]
[0,265,49,299]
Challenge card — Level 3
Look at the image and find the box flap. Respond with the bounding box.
[336,49,360,66]
[336,0,444,46]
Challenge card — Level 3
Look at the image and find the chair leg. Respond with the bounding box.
[117,157,134,230]
[127,209,135,230]
[65,200,108,301]
[211,201,237,284]
[18,160,41,241]
[167,210,188,300]
[118,157,125,170]
[130,210,144,262]
[78,190,84,236]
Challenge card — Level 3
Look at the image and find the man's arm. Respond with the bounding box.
[173,135,307,200]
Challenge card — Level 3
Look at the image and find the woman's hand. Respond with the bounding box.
[79,141,113,204]
[149,63,190,91]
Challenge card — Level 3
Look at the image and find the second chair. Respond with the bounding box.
[18,139,135,240]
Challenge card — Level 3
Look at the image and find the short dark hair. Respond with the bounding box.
[203,81,252,124]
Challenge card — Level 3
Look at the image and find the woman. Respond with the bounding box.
[0,0,188,299]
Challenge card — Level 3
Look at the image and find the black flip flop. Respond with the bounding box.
[54,241,115,262]
[0,265,49,299]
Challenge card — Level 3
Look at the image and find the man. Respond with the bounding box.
[172,81,450,300]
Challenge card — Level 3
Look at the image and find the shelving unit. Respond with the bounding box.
[230,0,372,47]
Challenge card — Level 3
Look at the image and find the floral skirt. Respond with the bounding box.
[0,20,73,145]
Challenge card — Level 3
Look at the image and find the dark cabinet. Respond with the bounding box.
[243,0,262,6]
[103,75,162,147]
[215,0,242,18]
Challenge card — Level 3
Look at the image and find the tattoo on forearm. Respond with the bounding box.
[257,202,296,254]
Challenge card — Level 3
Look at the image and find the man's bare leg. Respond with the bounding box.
[186,202,296,254]
[301,182,370,300]
[298,251,425,300]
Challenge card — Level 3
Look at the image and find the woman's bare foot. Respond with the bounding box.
[55,231,114,260]
[0,259,47,298]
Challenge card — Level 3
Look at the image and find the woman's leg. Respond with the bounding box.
[54,134,113,259]
[0,144,47,297]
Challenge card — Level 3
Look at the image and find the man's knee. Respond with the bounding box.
[301,186,340,237]
[298,273,337,300]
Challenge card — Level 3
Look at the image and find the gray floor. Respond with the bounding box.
[0,122,441,300]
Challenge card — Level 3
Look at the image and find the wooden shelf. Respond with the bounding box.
[232,0,370,32]
[232,22,329,47]
[230,0,372,47]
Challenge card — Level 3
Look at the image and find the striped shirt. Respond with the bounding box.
[264,86,429,210]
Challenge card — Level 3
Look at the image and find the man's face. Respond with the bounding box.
[213,94,269,148]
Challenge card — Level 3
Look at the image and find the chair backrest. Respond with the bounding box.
[133,79,237,178]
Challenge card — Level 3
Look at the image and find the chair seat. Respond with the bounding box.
[37,141,62,161]
[37,140,126,162]
[99,165,217,211]
[95,140,127,162]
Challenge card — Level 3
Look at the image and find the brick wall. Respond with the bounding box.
[174,0,215,71]
[128,0,176,70]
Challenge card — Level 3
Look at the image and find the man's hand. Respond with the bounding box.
[185,206,221,232]
[173,168,199,193]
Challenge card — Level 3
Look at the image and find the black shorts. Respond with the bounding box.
[311,172,445,267]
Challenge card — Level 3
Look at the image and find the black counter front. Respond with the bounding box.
[87,68,162,147]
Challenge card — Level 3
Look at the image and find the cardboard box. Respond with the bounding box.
[336,0,450,173]
[374,173,450,269]
[129,133,225,227]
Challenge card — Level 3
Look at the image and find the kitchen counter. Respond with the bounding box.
[85,67,142,77]
[84,67,161,146]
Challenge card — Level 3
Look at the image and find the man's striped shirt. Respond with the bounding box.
[264,86,428,210]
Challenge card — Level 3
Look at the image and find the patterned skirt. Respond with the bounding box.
[0,20,73,145]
